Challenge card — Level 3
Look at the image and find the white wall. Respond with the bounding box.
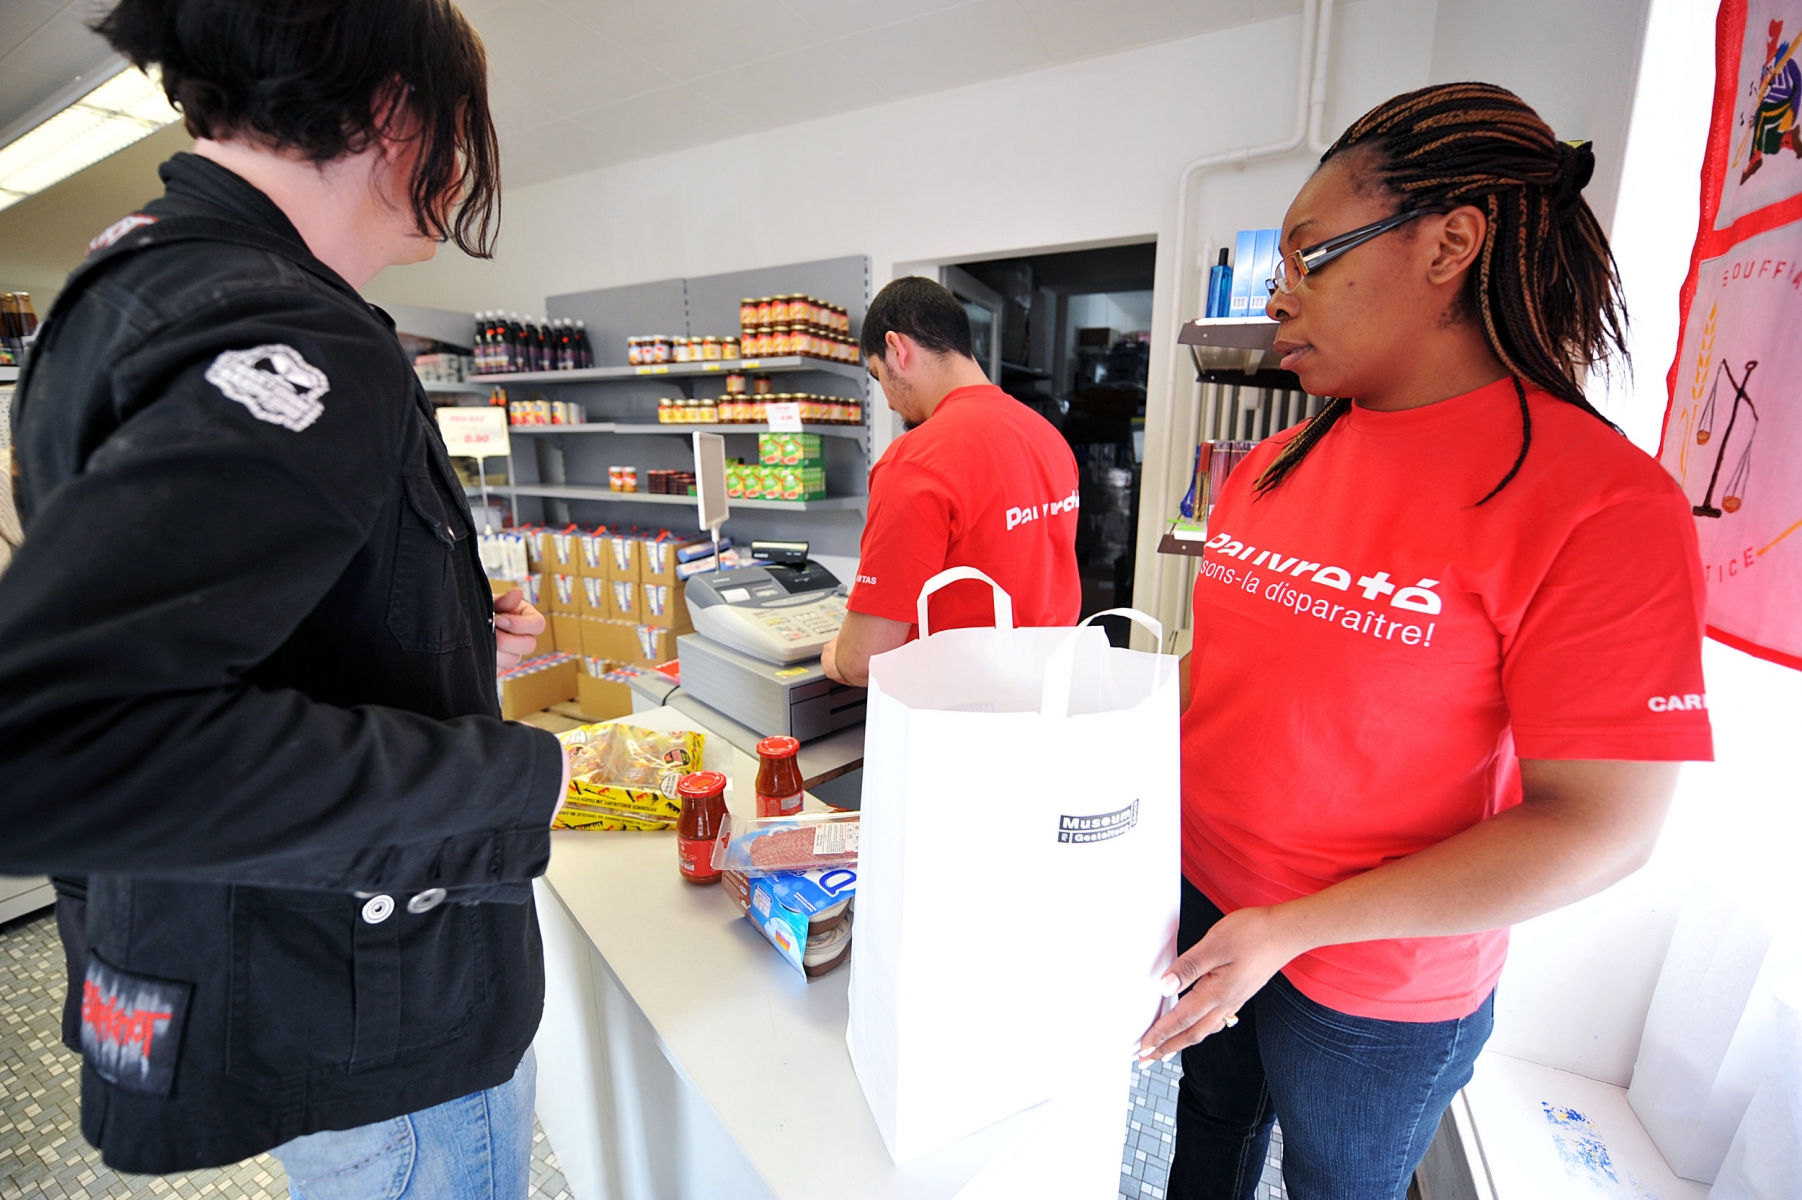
[368,0,1441,483]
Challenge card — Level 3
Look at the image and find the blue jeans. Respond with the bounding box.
[272,1049,536,1200]
[1167,881,1492,1200]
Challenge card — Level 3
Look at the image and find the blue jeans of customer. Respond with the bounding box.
[272,1049,536,1200]
[1167,881,1492,1200]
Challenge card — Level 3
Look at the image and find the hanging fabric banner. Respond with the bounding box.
[1660,0,1802,670]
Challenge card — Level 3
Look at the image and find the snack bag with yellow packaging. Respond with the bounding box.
[553,722,704,830]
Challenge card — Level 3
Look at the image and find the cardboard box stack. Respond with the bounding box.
[498,651,580,720]
[574,657,647,721]
[499,525,708,672]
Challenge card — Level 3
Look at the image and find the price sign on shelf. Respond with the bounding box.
[435,406,511,457]
[765,401,803,432]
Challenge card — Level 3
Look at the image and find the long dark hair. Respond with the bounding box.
[1255,82,1628,503]
[96,0,501,258]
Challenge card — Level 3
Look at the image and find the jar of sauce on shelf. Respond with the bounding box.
[752,374,773,396]
[724,370,747,394]
[676,770,730,883]
[755,737,803,817]
[702,336,721,360]
[722,336,741,360]
[740,298,758,328]
[755,297,773,328]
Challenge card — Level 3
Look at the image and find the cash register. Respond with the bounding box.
[678,542,867,742]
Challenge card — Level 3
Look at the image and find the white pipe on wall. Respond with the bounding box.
[1138,0,1334,649]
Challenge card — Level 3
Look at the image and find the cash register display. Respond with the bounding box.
[686,562,849,665]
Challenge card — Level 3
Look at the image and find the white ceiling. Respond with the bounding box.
[463,0,1300,186]
[0,0,1299,191]
[0,1,121,143]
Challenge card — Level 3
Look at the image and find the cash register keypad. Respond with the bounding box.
[755,595,847,643]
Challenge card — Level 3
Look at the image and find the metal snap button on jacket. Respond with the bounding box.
[407,888,446,914]
[361,895,395,924]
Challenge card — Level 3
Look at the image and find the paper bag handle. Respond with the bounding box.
[1039,607,1168,718]
[916,567,1014,639]
[1080,608,1164,652]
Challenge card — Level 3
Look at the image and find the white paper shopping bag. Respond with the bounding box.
[846,568,1181,1169]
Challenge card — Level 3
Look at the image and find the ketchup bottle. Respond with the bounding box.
[755,737,803,817]
[676,771,729,884]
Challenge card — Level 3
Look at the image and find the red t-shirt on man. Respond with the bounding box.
[1184,379,1712,1022]
[849,384,1080,633]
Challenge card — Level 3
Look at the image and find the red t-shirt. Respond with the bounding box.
[1184,379,1712,1022]
[849,385,1081,633]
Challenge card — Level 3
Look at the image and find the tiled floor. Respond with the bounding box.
[4,903,1282,1200]
[1119,1051,1286,1200]
[0,908,570,1200]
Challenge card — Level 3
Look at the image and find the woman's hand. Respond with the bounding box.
[1137,905,1304,1063]
[493,586,546,671]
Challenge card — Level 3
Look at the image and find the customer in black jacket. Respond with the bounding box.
[0,1,570,1192]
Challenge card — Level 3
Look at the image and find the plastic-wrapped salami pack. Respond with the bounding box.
[711,812,859,875]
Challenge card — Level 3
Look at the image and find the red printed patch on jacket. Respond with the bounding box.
[80,954,191,1096]
[87,213,158,255]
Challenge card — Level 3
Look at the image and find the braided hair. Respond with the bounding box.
[1255,82,1629,503]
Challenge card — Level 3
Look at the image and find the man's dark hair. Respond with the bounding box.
[861,276,976,363]
[95,0,502,258]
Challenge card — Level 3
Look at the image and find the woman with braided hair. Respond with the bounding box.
[1135,83,1712,1198]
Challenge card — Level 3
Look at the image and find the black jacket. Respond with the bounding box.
[0,154,565,1173]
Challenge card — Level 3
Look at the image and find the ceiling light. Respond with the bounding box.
[0,67,180,214]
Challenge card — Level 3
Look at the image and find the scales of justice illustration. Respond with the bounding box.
[1692,359,1760,519]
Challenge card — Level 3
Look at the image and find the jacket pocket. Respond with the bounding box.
[226,887,489,1085]
[386,470,473,653]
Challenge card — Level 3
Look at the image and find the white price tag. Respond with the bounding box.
[766,401,803,432]
[813,823,859,856]
[435,407,511,457]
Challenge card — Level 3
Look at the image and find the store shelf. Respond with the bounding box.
[1177,316,1280,374]
[470,355,867,386]
[506,422,865,439]
[466,483,863,512]
[421,380,488,394]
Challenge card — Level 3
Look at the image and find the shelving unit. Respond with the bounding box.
[465,483,863,513]
[421,379,487,395]
[506,422,865,439]
[463,254,873,560]
[470,354,866,386]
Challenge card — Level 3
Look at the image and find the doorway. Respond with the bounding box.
[944,241,1156,641]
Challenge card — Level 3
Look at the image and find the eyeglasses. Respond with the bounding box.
[1266,208,1448,296]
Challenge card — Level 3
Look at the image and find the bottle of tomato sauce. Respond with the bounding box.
[676,771,729,884]
[755,737,803,817]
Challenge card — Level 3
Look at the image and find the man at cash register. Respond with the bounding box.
[822,277,1080,686]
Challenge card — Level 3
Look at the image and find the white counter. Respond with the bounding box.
[532,703,1031,1200]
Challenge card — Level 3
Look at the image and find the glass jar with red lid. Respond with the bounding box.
[676,770,729,883]
[755,737,803,817]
